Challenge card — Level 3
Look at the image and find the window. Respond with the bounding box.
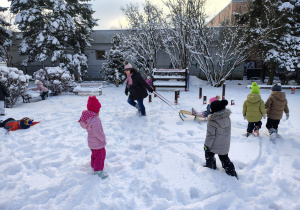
[96,50,105,60]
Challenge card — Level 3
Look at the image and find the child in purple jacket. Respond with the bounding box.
[78,96,108,179]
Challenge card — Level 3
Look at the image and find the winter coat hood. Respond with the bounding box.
[247,94,262,104]
[270,91,286,101]
[265,91,289,120]
[208,109,231,129]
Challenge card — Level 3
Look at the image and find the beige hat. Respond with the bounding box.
[34,80,39,85]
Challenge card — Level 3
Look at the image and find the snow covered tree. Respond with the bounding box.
[33,67,74,95]
[160,0,203,69]
[0,6,12,65]
[0,66,31,107]
[236,0,300,85]
[188,26,250,87]
[9,0,97,81]
[101,34,126,84]
[120,1,163,76]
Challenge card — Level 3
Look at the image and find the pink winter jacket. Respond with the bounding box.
[32,81,49,94]
[79,113,106,149]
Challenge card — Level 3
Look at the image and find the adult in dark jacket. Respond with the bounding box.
[203,99,238,179]
[0,83,9,116]
[124,61,153,116]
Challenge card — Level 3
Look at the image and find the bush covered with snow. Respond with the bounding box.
[0,66,31,107]
[33,67,75,96]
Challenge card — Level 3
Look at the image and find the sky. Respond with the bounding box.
[0,0,231,30]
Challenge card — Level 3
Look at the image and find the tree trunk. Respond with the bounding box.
[260,62,267,83]
[267,62,276,85]
[296,68,300,85]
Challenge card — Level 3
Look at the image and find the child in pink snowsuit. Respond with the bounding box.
[78,96,108,179]
[32,80,49,100]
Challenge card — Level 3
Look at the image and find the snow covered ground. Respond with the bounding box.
[1,77,300,210]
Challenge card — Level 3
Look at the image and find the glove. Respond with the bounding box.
[149,87,153,93]
[204,145,210,152]
[243,115,246,120]
[286,113,289,120]
[125,90,128,96]
[263,114,267,119]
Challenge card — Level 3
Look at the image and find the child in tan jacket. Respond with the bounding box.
[265,83,289,141]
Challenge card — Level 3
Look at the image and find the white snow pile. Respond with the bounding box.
[33,67,74,95]
[0,77,300,209]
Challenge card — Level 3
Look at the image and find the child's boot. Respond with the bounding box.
[94,171,109,179]
[192,108,197,116]
[253,126,259,137]
[269,128,277,142]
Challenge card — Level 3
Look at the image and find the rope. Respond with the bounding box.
[153,91,179,112]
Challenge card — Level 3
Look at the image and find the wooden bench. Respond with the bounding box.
[21,93,32,103]
[246,85,300,89]
[73,82,103,96]
[151,68,189,91]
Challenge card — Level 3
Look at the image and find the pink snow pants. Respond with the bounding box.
[90,147,106,171]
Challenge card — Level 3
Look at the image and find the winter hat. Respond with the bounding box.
[271,83,282,91]
[87,96,101,113]
[209,95,221,104]
[210,99,228,114]
[23,117,33,125]
[251,82,260,94]
[124,60,133,71]
[34,80,40,85]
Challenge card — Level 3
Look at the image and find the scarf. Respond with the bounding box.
[125,73,133,88]
[78,110,98,124]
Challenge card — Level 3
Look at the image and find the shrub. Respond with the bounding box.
[0,66,31,107]
[33,67,75,95]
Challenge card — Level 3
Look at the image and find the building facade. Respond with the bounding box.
[206,0,249,27]
[8,29,244,81]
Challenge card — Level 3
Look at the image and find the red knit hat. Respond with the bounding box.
[87,96,101,113]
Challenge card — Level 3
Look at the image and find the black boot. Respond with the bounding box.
[219,155,238,179]
[204,151,217,170]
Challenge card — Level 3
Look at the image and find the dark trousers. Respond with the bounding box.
[266,118,280,131]
[0,118,15,127]
[127,97,146,115]
[40,91,49,100]
[247,121,262,133]
[205,151,237,177]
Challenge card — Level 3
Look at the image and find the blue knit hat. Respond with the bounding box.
[271,83,282,91]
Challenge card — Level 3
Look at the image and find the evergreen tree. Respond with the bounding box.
[9,0,97,81]
[0,6,12,63]
[101,34,126,84]
[236,0,300,84]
